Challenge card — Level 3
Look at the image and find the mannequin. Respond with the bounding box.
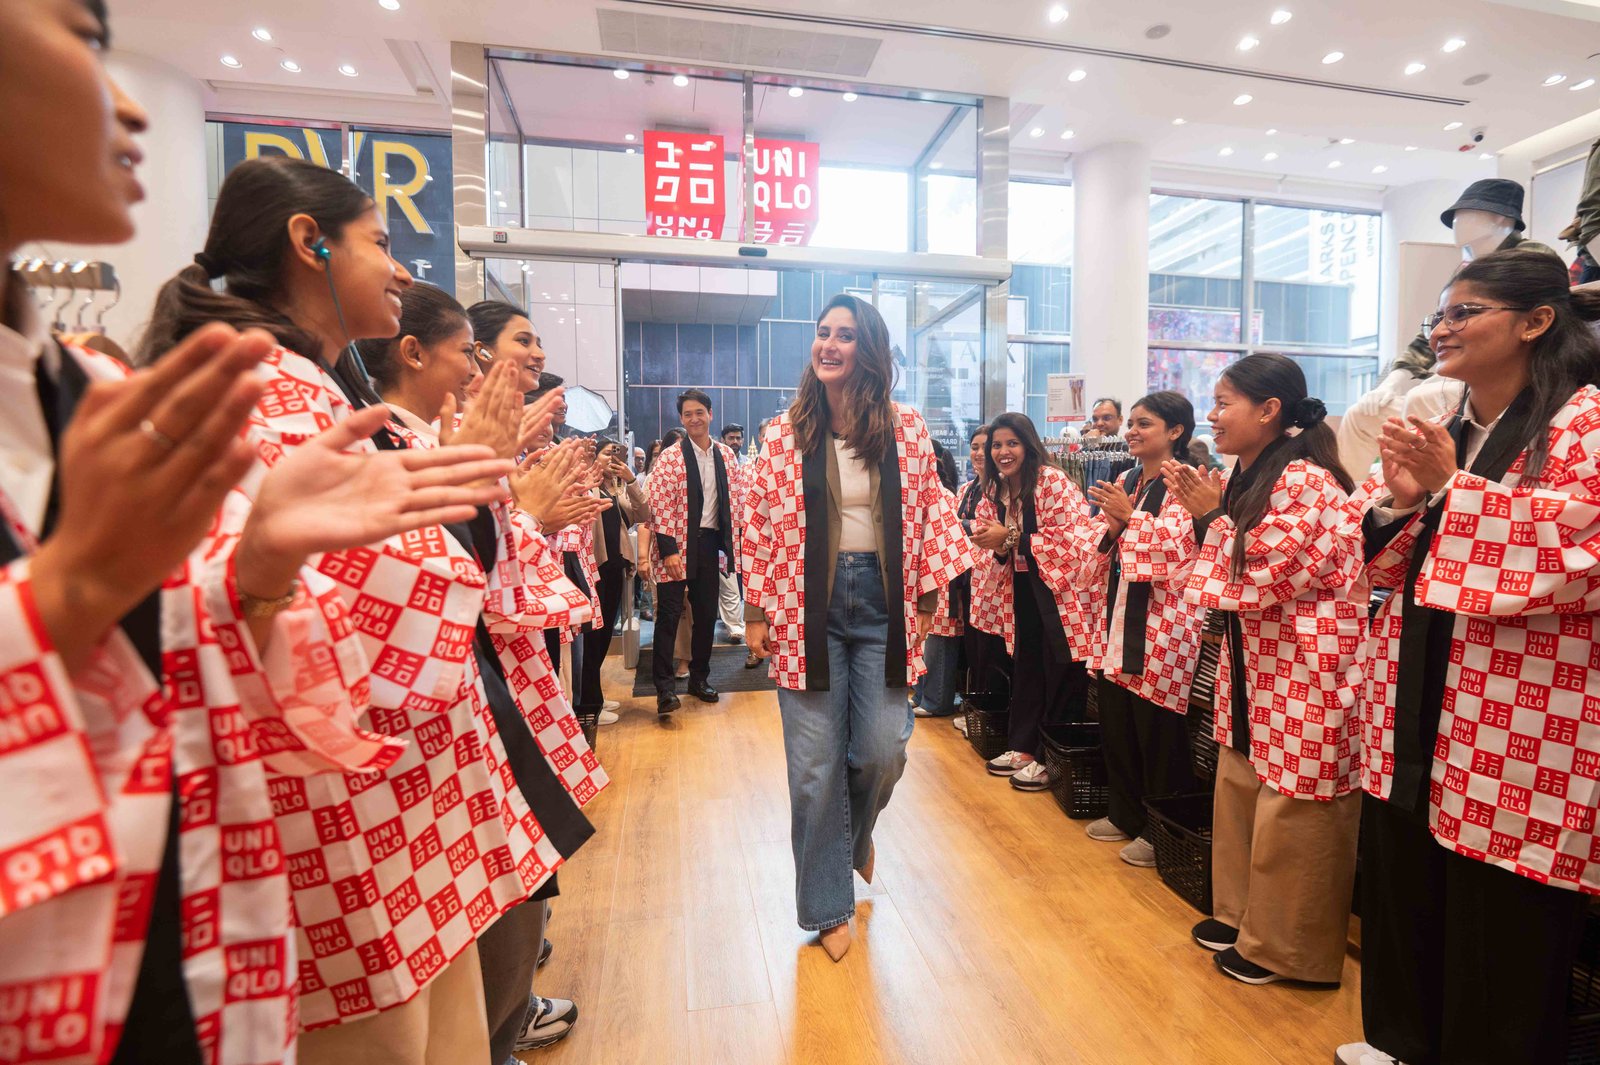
[1337,179,1557,478]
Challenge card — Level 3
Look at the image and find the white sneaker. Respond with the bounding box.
[986,751,1030,776]
[1010,761,1050,791]
[597,709,619,725]
[953,715,968,735]
[601,699,619,712]
[1335,1044,1404,1065]
[913,705,934,718]
[1119,837,1157,867]
[1085,817,1130,842]
[514,995,578,1050]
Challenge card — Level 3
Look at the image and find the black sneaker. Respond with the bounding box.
[537,937,552,969]
[657,692,680,716]
[1214,947,1286,985]
[513,994,578,1050]
[1191,918,1239,952]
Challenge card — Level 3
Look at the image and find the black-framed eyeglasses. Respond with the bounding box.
[1422,303,1531,333]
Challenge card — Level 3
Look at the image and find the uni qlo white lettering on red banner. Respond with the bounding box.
[751,138,820,246]
[643,131,726,239]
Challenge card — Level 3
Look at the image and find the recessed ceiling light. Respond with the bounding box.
[1048,4,1069,23]
[1270,9,1292,24]
[842,92,858,102]
[1444,121,1463,131]
[625,148,635,154]
[624,133,636,142]
[1573,78,1597,91]
[1479,152,1495,160]
[1060,129,1075,140]
[1544,73,1568,86]
[930,161,944,169]
[1219,147,1235,157]
[1405,62,1426,75]
[1339,137,1355,144]
[788,86,804,98]
[220,54,242,68]
[1405,145,1418,151]
[1172,117,1187,125]
[613,68,630,80]
[251,27,272,41]
[1145,23,1171,39]
[338,63,359,77]
[1029,127,1044,138]
[1328,160,1343,168]
[280,59,301,73]
[1263,151,1279,161]
[1322,51,1344,64]
[1266,128,1278,135]
[378,0,400,8]
[1373,165,1389,173]
[1442,37,1466,52]
[1238,35,1260,51]
[1068,69,1088,82]
[672,74,689,87]
[1233,93,1253,105]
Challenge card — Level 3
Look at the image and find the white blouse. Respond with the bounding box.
[835,436,875,552]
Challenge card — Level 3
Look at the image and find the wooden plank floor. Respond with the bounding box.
[521,655,1363,1064]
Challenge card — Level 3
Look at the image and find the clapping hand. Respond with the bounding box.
[970,520,1009,552]
[512,437,601,528]
[1087,479,1134,533]
[1377,416,1455,508]
[439,357,521,461]
[1161,460,1225,518]
[518,388,566,454]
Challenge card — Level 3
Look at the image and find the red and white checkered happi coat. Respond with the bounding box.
[1072,495,1207,715]
[926,487,967,639]
[1348,386,1600,892]
[1186,460,1367,800]
[247,350,566,1028]
[739,407,974,690]
[645,439,743,572]
[971,466,1103,662]
[0,346,399,1065]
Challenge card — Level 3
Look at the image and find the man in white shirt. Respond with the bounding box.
[716,422,747,648]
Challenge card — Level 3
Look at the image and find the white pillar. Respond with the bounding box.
[1070,142,1151,410]
[51,52,208,352]
[1378,179,1456,370]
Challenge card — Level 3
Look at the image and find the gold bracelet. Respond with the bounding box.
[239,580,300,619]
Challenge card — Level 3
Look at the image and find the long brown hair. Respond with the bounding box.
[789,293,896,466]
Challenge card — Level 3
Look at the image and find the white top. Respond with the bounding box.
[690,436,720,528]
[834,436,875,552]
[0,282,58,537]
[387,403,439,443]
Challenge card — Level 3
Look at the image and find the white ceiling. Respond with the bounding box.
[109,0,1600,194]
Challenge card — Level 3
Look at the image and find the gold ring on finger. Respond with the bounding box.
[139,418,180,451]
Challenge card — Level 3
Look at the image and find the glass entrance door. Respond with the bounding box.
[873,278,986,468]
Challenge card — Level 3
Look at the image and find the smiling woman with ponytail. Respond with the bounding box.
[1161,353,1366,990]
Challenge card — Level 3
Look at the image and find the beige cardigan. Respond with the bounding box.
[593,478,649,569]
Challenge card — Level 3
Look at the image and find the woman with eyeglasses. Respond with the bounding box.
[1336,248,1600,1065]
[1162,354,1364,991]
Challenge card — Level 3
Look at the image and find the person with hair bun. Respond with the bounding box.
[1162,353,1365,988]
[1337,248,1600,1065]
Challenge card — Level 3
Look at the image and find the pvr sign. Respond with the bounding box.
[751,138,819,246]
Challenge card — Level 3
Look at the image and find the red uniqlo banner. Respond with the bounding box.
[643,130,726,239]
[751,138,820,246]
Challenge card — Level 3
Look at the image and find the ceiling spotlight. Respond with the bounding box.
[1442,37,1465,52]
[1405,145,1418,151]
[338,63,359,77]
[625,148,636,154]
[624,133,636,141]
[1322,51,1344,64]
[1233,93,1253,105]
[1372,165,1389,173]
[1328,160,1342,169]
[280,59,301,73]
[1479,152,1495,160]
[1263,151,1279,161]
[1572,78,1596,91]
[251,27,272,41]
[673,74,689,87]
[1029,127,1044,138]
[1219,146,1235,157]
[930,161,945,169]
[1405,61,1426,75]
[220,54,242,68]
[842,92,858,102]
[1048,4,1069,23]
[788,85,804,97]
[1068,69,1088,82]
[378,0,400,8]
[1060,129,1075,140]
[613,68,630,80]
[1544,73,1568,86]
[1172,117,1187,125]
[1443,121,1463,131]
[1339,137,1355,144]
[1270,9,1292,24]
[1266,128,1278,135]
[1238,35,1260,51]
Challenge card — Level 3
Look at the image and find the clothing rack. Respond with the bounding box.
[9,257,121,334]
[1056,439,1136,513]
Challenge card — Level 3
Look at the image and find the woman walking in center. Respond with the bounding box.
[743,294,973,961]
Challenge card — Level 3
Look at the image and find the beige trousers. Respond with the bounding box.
[297,941,490,1065]
[1210,745,1360,983]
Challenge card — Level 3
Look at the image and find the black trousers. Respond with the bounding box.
[1360,792,1587,1065]
[577,559,626,712]
[1097,674,1197,839]
[1006,570,1088,758]
[477,894,548,1064]
[652,527,721,693]
[544,624,583,705]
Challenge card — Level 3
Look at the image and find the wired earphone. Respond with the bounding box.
[311,235,381,404]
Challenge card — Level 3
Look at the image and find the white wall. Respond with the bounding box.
[1070,142,1151,407]
[1378,179,1457,372]
[47,53,209,353]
